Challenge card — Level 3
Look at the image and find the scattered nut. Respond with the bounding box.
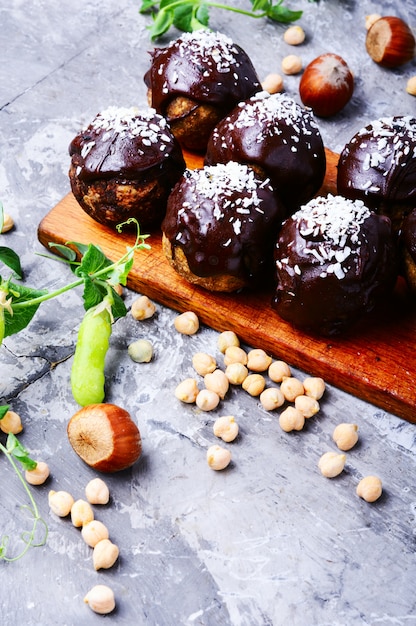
[268,360,291,383]
[48,490,75,517]
[128,338,153,363]
[175,378,199,403]
[225,362,248,385]
[299,53,354,117]
[366,15,415,68]
[406,75,416,96]
[318,452,346,478]
[295,395,320,418]
[25,461,50,485]
[71,499,94,527]
[284,25,306,45]
[195,389,220,411]
[85,477,110,505]
[242,373,266,396]
[93,538,119,570]
[261,73,284,94]
[281,54,302,75]
[246,348,272,372]
[260,387,285,411]
[303,376,326,400]
[207,444,232,470]
[356,476,383,502]
[280,377,304,402]
[1,213,14,233]
[365,13,381,30]
[213,415,239,442]
[81,520,110,548]
[204,369,229,399]
[192,352,217,376]
[174,311,199,335]
[217,330,240,353]
[131,294,156,320]
[0,410,23,434]
[223,345,248,366]
[84,584,116,615]
[333,423,359,451]
[279,406,305,432]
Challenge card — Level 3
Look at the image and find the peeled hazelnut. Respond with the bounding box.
[1,213,14,233]
[25,461,50,485]
[48,490,74,517]
[225,362,249,385]
[213,415,239,443]
[318,452,346,478]
[299,53,354,117]
[279,406,305,432]
[81,520,110,548]
[67,404,142,473]
[242,374,266,396]
[280,377,304,402]
[175,378,199,403]
[260,387,285,411]
[281,54,302,75]
[406,75,416,96]
[246,349,272,372]
[174,311,199,335]
[366,16,415,67]
[85,477,110,505]
[261,73,284,94]
[295,395,320,418]
[84,584,116,615]
[333,423,359,451]
[217,330,240,353]
[195,389,220,411]
[128,338,153,363]
[71,499,94,527]
[268,360,291,383]
[192,352,217,376]
[283,25,305,45]
[0,410,23,434]
[131,294,156,320]
[303,376,326,400]
[204,369,229,399]
[356,476,383,502]
[223,345,247,366]
[207,444,232,470]
[93,538,119,570]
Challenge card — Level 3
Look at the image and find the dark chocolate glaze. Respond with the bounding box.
[144,30,261,115]
[205,92,326,214]
[272,195,398,335]
[69,106,185,182]
[402,208,416,264]
[337,116,416,210]
[162,162,286,286]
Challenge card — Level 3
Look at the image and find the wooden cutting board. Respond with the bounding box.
[38,149,416,423]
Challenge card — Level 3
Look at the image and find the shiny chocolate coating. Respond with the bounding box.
[162,162,286,286]
[144,30,261,115]
[337,116,416,211]
[402,208,416,264]
[272,195,398,335]
[205,92,326,214]
[69,106,185,182]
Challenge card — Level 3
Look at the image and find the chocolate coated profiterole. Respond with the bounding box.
[144,30,261,152]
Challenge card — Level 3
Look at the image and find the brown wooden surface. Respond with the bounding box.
[38,149,416,423]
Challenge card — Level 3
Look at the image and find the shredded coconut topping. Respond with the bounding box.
[355,116,416,172]
[175,30,242,74]
[88,106,172,146]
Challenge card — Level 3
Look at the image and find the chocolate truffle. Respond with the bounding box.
[337,116,416,233]
[205,92,326,214]
[161,161,286,292]
[401,208,416,294]
[69,106,186,229]
[272,195,398,335]
[144,30,261,152]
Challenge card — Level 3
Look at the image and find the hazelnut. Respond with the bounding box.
[299,53,354,117]
[204,369,229,399]
[130,294,156,320]
[281,54,303,75]
[268,360,291,383]
[295,395,320,418]
[175,378,199,403]
[213,415,239,442]
[192,352,217,376]
[246,348,272,372]
[366,16,415,67]
[318,452,346,478]
[261,73,284,94]
[174,311,199,335]
[279,406,305,432]
[195,389,220,411]
[84,584,116,615]
[283,25,306,45]
[280,376,304,402]
[242,374,266,396]
[225,362,249,385]
[260,387,285,411]
[207,445,232,470]
[217,330,240,353]
[303,376,325,400]
[333,423,359,451]
[406,76,416,96]
[356,476,383,502]
[223,345,247,366]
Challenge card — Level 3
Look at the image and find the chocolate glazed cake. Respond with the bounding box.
[144,30,261,152]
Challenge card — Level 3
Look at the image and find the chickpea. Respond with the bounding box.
[406,76,416,96]
[192,352,217,376]
[261,73,284,94]
[223,345,247,366]
[85,477,110,505]
[217,330,240,353]
[281,54,302,75]
[0,410,23,434]
[260,387,285,411]
[213,415,239,442]
[295,395,320,418]
[207,444,232,470]
[84,584,116,615]
[303,377,325,400]
[278,406,305,432]
[81,520,109,548]
[25,461,50,485]
[225,362,249,385]
[128,338,153,363]
[246,348,272,372]
[204,369,229,399]
[356,476,383,503]
[365,13,381,30]
[48,490,74,517]
[280,376,304,402]
[195,389,220,411]
[333,423,359,451]
[268,360,291,383]
[283,25,306,45]
[175,378,199,403]
[1,213,14,233]
[93,538,119,570]
[71,499,94,527]
[242,373,266,397]
[174,311,199,335]
[131,294,156,320]
[318,452,346,478]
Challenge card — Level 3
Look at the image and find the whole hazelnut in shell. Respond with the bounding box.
[299,53,354,117]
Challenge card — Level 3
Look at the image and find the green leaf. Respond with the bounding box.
[173,3,196,31]
[76,244,111,279]
[6,434,37,471]
[267,4,302,22]
[82,277,107,311]
[149,7,175,39]
[0,405,10,420]
[48,242,78,263]
[110,289,127,319]
[140,0,156,13]
[194,3,209,25]
[251,0,273,13]
[3,282,48,338]
[0,247,23,279]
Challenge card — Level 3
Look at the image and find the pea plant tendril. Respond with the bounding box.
[0,203,151,560]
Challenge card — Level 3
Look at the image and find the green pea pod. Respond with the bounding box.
[71,302,112,406]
